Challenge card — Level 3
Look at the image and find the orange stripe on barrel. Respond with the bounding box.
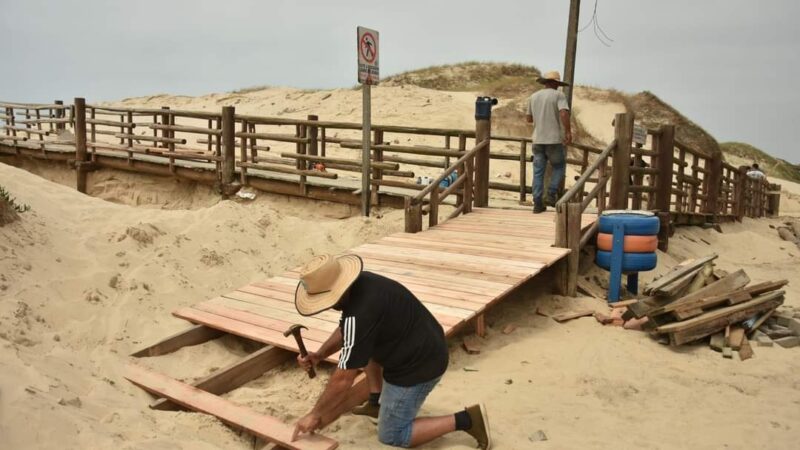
[596,233,658,253]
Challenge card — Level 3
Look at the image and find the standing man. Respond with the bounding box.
[746,163,766,180]
[525,71,572,213]
[291,254,491,449]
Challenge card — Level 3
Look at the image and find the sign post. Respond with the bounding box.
[357,26,379,216]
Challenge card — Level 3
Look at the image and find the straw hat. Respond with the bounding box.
[294,254,363,316]
[536,71,570,86]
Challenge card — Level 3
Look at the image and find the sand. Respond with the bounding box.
[2,83,800,449]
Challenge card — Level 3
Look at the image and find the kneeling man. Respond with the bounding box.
[291,254,490,449]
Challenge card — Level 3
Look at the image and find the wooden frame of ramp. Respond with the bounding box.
[126,207,597,447]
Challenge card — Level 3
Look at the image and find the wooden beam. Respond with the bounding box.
[125,363,339,450]
[609,112,633,209]
[131,324,223,357]
[151,344,293,411]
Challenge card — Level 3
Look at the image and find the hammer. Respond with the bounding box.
[284,324,316,379]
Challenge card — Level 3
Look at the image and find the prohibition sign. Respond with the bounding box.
[360,32,377,64]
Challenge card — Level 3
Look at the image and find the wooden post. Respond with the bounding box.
[519,141,527,203]
[307,114,319,157]
[54,100,65,131]
[566,202,582,297]
[475,314,486,338]
[74,97,88,194]
[474,112,491,207]
[404,198,422,233]
[371,129,384,206]
[704,149,723,215]
[653,125,674,214]
[609,112,633,210]
[562,0,581,107]
[220,106,236,191]
[657,211,670,252]
[554,202,569,295]
[734,166,747,221]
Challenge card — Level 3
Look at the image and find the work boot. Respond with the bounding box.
[533,202,546,214]
[464,403,491,450]
[544,192,557,207]
[351,401,380,420]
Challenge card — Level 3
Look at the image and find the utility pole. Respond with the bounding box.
[563,0,581,107]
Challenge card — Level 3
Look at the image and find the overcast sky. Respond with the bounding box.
[3,0,798,162]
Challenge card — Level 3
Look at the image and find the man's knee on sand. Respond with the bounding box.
[378,419,413,448]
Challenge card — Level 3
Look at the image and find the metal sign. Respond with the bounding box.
[633,123,647,146]
[357,26,379,85]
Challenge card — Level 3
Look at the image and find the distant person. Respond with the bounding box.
[525,71,572,213]
[746,163,766,180]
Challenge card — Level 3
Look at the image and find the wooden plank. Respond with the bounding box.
[552,310,595,323]
[738,337,754,361]
[352,245,539,278]
[577,278,606,299]
[644,254,718,295]
[125,363,339,450]
[131,325,223,357]
[728,326,745,350]
[380,236,560,263]
[658,291,785,334]
[173,307,333,357]
[745,306,778,336]
[151,344,293,411]
[647,269,751,317]
[357,243,545,272]
[664,296,784,346]
[199,300,337,340]
[354,251,528,284]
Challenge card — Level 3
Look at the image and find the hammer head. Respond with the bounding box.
[283,324,308,337]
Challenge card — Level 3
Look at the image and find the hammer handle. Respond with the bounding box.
[295,335,316,379]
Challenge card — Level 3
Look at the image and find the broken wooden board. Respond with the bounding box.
[738,337,754,361]
[610,299,638,309]
[670,280,787,320]
[644,254,718,295]
[746,306,779,336]
[728,326,746,350]
[645,270,751,319]
[462,335,482,354]
[709,332,724,352]
[577,278,606,300]
[502,324,518,334]
[125,363,339,450]
[131,325,223,357]
[552,310,595,323]
[657,291,785,346]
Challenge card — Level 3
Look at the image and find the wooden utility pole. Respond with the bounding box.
[74,97,88,194]
[563,0,581,107]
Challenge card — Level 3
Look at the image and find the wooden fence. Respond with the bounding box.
[1,101,779,239]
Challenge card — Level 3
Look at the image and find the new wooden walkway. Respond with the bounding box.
[172,207,598,361]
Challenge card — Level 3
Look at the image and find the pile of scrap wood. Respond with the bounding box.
[621,254,792,359]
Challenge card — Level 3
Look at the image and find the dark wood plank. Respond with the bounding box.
[151,344,293,411]
[125,364,339,450]
[131,324,223,357]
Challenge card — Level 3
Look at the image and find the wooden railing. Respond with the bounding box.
[403,139,486,232]
[2,100,781,227]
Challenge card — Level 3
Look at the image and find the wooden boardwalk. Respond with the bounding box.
[173,208,597,362]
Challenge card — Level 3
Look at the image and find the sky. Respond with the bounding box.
[2,0,798,163]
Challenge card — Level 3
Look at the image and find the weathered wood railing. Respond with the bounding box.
[403,139,486,233]
[2,100,781,227]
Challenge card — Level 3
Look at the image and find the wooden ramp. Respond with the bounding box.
[172,207,598,360]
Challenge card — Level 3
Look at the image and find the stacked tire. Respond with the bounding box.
[595,212,659,272]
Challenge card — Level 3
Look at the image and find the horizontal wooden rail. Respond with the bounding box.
[279,152,399,170]
[87,118,136,127]
[237,161,338,179]
[149,124,221,135]
[557,139,616,207]
[2,126,49,135]
[236,131,309,144]
[114,133,186,145]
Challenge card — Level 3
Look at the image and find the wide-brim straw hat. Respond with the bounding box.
[536,70,570,86]
[294,254,363,316]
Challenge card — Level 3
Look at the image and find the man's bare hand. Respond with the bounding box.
[292,412,322,441]
[563,131,573,145]
[297,352,320,371]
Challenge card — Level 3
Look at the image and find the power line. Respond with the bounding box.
[579,0,614,47]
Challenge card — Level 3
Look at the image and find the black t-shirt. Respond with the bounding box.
[336,271,449,386]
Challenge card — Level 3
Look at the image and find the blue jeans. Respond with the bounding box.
[532,143,566,205]
[377,376,442,447]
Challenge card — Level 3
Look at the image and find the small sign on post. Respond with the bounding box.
[357,26,379,216]
[633,122,647,146]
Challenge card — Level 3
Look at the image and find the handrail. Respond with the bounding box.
[411,139,488,204]
[556,139,616,207]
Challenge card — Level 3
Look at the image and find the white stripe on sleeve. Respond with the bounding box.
[338,317,355,369]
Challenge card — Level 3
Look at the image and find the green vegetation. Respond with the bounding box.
[721,142,800,183]
[0,185,30,226]
[384,62,542,97]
